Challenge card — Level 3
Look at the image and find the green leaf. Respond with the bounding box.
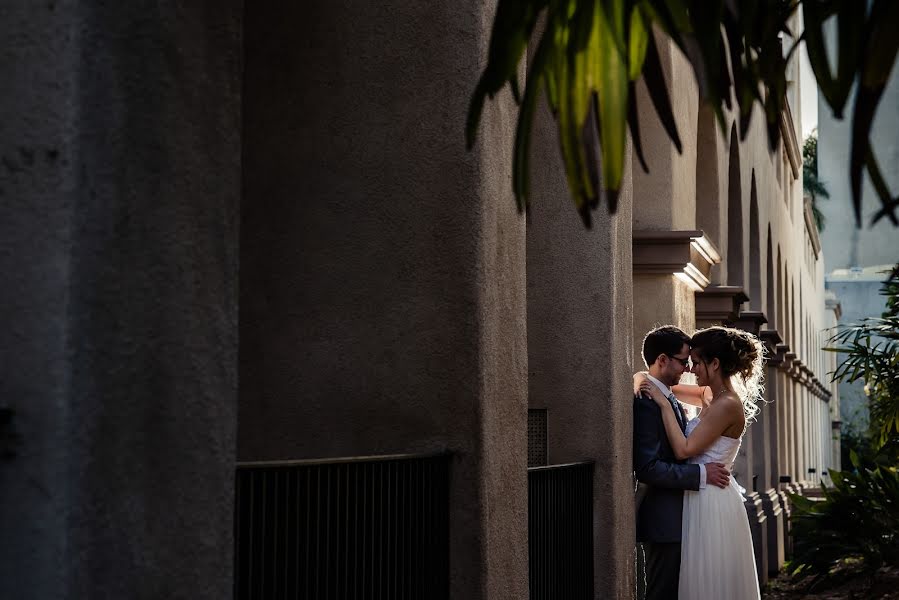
[628,5,650,81]
[834,1,867,112]
[627,81,650,172]
[866,148,899,226]
[593,0,629,194]
[849,79,887,227]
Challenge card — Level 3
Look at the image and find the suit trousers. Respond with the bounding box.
[643,541,681,600]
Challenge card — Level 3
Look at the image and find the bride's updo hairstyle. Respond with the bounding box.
[690,326,766,424]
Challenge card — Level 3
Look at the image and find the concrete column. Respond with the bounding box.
[527,91,635,597]
[799,384,807,482]
[764,364,781,489]
[812,393,818,480]
[1,2,242,598]
[0,4,77,596]
[805,389,812,483]
[758,360,784,576]
[239,2,527,598]
[809,394,815,480]
[791,382,801,482]
[631,35,702,357]
[776,371,788,483]
[734,414,753,487]
[785,378,793,480]
[752,389,772,492]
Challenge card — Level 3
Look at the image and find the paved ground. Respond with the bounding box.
[763,566,899,599]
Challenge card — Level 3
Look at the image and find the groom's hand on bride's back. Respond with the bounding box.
[706,463,730,488]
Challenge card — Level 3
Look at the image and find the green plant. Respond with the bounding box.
[467,0,899,228]
[789,265,899,585]
[826,264,899,449]
[802,132,829,232]
[788,454,899,588]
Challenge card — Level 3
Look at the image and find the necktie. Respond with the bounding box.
[668,393,685,432]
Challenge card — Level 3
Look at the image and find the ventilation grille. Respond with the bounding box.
[528,409,548,468]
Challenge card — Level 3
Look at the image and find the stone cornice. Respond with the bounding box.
[762,333,782,365]
[793,358,806,383]
[734,310,768,335]
[633,230,721,292]
[779,346,795,372]
[825,295,842,321]
[759,328,782,350]
[780,100,801,180]
[803,196,822,257]
[695,285,749,324]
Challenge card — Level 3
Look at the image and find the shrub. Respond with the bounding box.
[788,454,899,588]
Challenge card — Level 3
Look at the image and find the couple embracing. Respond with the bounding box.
[634,325,764,600]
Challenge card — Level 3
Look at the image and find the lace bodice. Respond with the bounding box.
[684,416,742,468]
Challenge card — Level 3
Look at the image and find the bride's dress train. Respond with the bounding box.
[679,417,760,600]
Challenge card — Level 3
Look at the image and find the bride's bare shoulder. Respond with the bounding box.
[710,392,742,416]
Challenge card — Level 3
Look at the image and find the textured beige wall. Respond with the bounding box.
[632,34,699,231]
[526,88,636,596]
[239,2,527,598]
[632,276,697,368]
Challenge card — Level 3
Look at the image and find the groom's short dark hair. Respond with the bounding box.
[642,325,691,368]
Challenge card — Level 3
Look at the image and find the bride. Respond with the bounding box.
[635,326,764,600]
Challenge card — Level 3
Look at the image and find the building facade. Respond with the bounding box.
[629,21,839,589]
[1,2,838,598]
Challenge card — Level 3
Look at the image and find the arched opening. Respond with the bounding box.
[696,105,721,251]
[776,247,784,335]
[784,266,792,346]
[766,228,775,328]
[798,287,804,357]
[790,280,796,349]
[749,173,761,308]
[727,125,744,287]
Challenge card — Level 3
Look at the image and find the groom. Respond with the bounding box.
[634,325,730,599]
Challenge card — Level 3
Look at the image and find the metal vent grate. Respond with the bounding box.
[528,409,548,467]
[235,453,449,600]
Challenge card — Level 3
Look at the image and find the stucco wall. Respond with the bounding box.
[526,91,636,596]
[0,2,241,599]
[239,2,527,598]
[0,3,77,596]
[632,34,699,232]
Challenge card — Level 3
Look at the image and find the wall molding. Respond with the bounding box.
[633,230,721,291]
[695,285,750,324]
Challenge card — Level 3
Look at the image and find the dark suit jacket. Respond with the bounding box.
[633,393,700,543]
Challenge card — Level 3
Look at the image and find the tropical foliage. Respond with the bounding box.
[467,0,899,228]
[787,265,899,585]
[788,455,899,589]
[827,263,899,449]
[802,132,828,231]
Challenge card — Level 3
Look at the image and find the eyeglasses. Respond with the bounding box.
[667,354,691,369]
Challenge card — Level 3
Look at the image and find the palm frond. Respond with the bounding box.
[468,0,899,226]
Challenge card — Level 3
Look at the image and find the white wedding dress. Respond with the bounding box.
[679,417,760,600]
